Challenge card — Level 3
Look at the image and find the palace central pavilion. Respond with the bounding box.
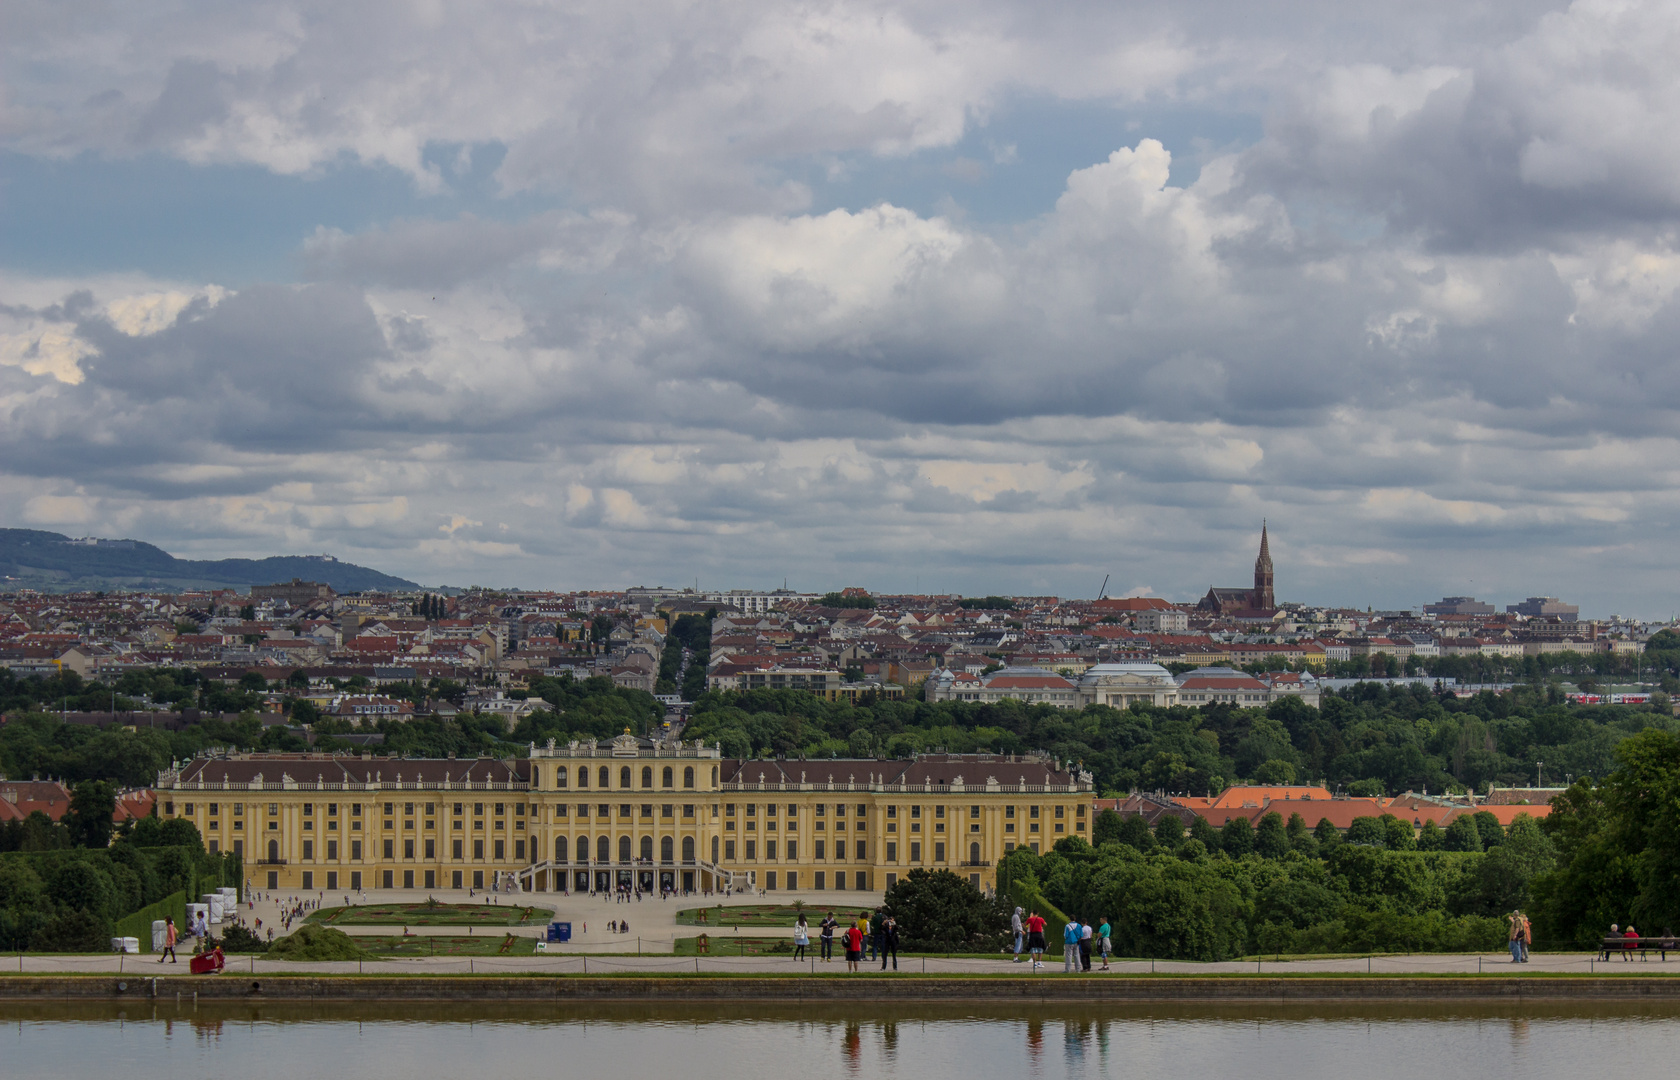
[155,734,1094,895]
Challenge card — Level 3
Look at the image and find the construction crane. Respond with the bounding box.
[1097,574,1109,601]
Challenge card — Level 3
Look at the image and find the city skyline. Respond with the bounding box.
[6,3,1680,616]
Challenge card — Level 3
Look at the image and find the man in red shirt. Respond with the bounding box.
[844,923,865,972]
[1024,911,1047,971]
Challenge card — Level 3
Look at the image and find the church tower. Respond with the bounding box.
[1252,521,1275,611]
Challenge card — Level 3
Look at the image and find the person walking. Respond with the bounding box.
[1508,911,1524,963]
[820,912,837,962]
[880,915,899,972]
[1011,906,1025,962]
[157,916,179,964]
[844,922,864,973]
[1519,911,1532,962]
[1079,920,1094,972]
[794,914,810,961]
[1025,911,1047,971]
[1063,919,1082,973]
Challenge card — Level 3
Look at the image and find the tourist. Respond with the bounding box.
[856,911,872,962]
[1624,923,1640,960]
[872,910,887,965]
[1079,920,1093,972]
[793,914,810,961]
[1508,911,1524,963]
[1011,907,1025,962]
[844,921,864,972]
[621,919,630,934]
[820,912,838,962]
[157,916,178,964]
[1098,918,1112,970]
[880,915,899,972]
[1519,911,1532,962]
[1062,919,1081,973]
[1025,910,1047,970]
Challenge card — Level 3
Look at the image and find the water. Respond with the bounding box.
[4,1001,1678,1080]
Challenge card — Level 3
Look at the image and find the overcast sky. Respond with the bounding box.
[4,0,1679,616]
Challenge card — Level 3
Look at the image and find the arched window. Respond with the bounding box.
[268,839,279,862]
[597,836,610,862]
[641,836,654,861]
[969,842,981,865]
[555,767,567,789]
[661,836,673,862]
[598,766,609,789]
[662,766,673,789]
[682,836,695,862]
[683,766,694,789]
[711,766,719,787]
[642,766,653,789]
[618,836,632,863]
[578,767,589,788]
[620,766,631,789]
[555,836,568,862]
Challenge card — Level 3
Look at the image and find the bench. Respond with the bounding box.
[1598,936,1678,961]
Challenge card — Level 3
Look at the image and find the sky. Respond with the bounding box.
[3,0,1680,617]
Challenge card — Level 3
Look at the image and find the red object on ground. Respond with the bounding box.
[189,948,226,974]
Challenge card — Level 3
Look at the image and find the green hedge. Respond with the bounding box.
[113,890,187,952]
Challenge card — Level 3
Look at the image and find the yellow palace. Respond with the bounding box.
[155,734,1093,895]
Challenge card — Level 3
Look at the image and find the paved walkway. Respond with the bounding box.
[197,886,891,952]
[15,952,1677,977]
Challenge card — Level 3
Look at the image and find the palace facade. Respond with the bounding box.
[154,735,1094,895]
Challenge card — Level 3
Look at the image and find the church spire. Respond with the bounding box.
[1253,520,1275,611]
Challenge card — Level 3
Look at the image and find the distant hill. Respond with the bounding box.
[0,529,420,594]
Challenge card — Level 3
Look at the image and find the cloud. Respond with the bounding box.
[7,0,1680,614]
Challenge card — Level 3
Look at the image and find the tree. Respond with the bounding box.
[1534,729,1680,944]
[1092,809,1125,846]
[1444,817,1483,852]
[48,859,114,919]
[1117,815,1155,852]
[1472,810,1505,849]
[64,780,116,848]
[1416,820,1445,851]
[1255,812,1289,859]
[1221,816,1255,857]
[1153,815,1185,847]
[1313,817,1342,848]
[1381,814,1417,852]
[1286,812,1316,854]
[1465,814,1555,917]
[882,868,1008,952]
[1253,758,1297,784]
[1189,816,1222,851]
[1345,816,1386,847]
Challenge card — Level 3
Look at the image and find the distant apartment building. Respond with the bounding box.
[250,579,335,607]
[1507,596,1579,622]
[1425,596,1495,616]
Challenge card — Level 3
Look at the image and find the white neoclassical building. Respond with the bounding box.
[1076,662,1181,708]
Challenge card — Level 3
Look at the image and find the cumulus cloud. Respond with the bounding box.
[6,0,1680,613]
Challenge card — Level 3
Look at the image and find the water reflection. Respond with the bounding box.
[4,1001,1680,1080]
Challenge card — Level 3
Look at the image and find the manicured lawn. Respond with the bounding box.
[674,935,799,957]
[309,903,555,927]
[358,933,538,957]
[676,904,836,928]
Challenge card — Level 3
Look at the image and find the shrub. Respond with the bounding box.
[29,910,113,953]
[266,924,367,961]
